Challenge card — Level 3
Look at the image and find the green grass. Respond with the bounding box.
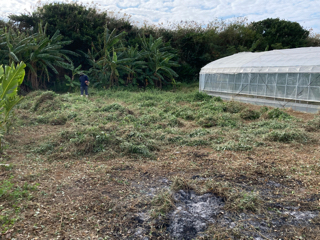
[15,89,302,159]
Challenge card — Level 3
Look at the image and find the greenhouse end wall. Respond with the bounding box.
[199,72,320,113]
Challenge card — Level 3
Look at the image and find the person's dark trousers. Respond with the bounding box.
[80,86,88,96]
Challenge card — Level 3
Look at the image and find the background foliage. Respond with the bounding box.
[1,2,319,91]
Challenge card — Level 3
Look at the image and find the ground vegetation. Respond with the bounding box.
[1,88,320,238]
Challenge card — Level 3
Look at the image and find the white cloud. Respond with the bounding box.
[0,0,319,33]
[116,0,141,8]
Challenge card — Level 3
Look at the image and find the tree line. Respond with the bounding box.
[1,2,319,91]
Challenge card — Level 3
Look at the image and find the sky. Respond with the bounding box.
[1,0,320,34]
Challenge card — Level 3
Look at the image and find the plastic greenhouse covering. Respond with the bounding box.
[199,47,320,112]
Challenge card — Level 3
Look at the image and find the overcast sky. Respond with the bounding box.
[1,0,319,34]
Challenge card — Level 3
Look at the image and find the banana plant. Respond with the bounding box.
[1,23,77,89]
[82,27,129,88]
[124,45,147,85]
[0,62,26,149]
[65,64,82,90]
[96,49,133,87]
[140,34,179,88]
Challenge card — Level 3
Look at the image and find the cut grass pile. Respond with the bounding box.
[15,89,312,156]
[1,88,320,239]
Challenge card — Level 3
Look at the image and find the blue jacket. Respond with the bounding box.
[79,75,89,87]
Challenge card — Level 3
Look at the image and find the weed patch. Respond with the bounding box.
[227,191,262,213]
[49,114,67,125]
[217,113,241,128]
[240,108,261,120]
[197,115,218,128]
[215,140,253,151]
[305,116,320,132]
[0,178,38,232]
[99,103,125,112]
[225,101,246,113]
[193,92,212,101]
[267,108,292,120]
[266,130,310,143]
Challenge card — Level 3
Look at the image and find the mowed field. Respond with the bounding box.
[1,88,320,239]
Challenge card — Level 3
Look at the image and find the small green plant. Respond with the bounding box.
[227,191,262,213]
[0,62,26,148]
[260,106,269,114]
[217,113,240,128]
[120,142,151,157]
[225,101,246,113]
[305,116,320,132]
[215,140,252,151]
[0,178,37,201]
[0,178,38,231]
[197,116,218,128]
[213,96,223,102]
[240,108,261,120]
[35,115,50,124]
[138,100,157,107]
[100,103,125,112]
[189,129,209,137]
[266,130,309,143]
[34,142,56,154]
[267,108,292,120]
[167,116,183,127]
[193,92,212,101]
[49,114,68,125]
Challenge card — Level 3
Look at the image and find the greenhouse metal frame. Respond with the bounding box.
[199,47,320,113]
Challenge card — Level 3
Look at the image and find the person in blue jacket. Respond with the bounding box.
[79,73,89,97]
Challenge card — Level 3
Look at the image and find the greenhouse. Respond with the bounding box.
[199,47,320,113]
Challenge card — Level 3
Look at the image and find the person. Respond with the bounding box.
[79,72,89,97]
